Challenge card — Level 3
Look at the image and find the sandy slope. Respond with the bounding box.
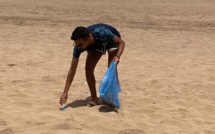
[1,0,215,134]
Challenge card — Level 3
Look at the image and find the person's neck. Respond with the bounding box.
[89,33,95,44]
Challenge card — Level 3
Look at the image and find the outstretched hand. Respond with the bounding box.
[59,92,68,105]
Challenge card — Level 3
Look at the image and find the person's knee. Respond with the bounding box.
[85,65,94,75]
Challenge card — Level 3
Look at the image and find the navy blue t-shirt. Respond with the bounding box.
[73,23,120,58]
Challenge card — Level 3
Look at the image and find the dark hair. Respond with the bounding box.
[71,26,90,40]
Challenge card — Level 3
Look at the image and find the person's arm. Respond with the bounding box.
[59,57,79,105]
[113,35,125,61]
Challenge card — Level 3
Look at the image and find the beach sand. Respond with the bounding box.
[1,0,215,133]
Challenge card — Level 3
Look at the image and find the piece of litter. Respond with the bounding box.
[84,82,87,84]
[62,106,65,111]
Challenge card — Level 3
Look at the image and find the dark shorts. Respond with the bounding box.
[94,33,121,54]
[94,42,118,54]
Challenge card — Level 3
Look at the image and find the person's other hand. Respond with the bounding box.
[59,92,68,105]
[114,56,120,63]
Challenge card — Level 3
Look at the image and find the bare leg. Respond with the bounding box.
[85,50,103,106]
[108,49,118,67]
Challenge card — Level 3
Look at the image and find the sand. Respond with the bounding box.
[1,0,215,134]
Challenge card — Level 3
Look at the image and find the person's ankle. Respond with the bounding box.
[91,99,98,104]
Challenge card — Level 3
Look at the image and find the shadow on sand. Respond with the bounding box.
[59,96,118,113]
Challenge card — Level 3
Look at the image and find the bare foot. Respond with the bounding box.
[86,100,98,107]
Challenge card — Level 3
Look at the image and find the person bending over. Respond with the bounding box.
[59,23,125,107]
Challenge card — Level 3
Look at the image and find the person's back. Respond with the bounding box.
[87,23,120,38]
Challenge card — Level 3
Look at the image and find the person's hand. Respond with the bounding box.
[114,56,120,63]
[59,92,68,105]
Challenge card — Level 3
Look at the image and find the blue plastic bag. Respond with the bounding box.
[99,61,121,108]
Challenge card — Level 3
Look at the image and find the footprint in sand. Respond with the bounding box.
[54,123,82,130]
[119,129,145,134]
[7,93,30,98]
[12,80,24,83]
[42,76,55,82]
[0,121,7,126]
[0,129,13,134]
[7,64,16,66]
[26,121,45,126]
